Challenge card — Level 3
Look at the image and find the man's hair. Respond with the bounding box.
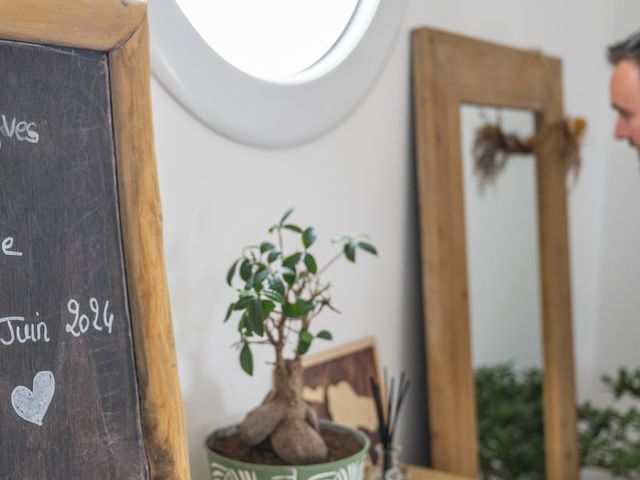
[608,30,640,66]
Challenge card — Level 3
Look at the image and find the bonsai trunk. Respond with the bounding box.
[239,358,328,464]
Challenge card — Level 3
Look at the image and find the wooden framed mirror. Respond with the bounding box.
[412,28,578,479]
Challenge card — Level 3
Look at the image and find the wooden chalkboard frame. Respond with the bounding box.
[0,1,190,478]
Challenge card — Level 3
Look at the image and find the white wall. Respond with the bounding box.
[149,1,640,478]
[593,0,640,394]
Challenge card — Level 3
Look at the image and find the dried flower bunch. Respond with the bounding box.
[473,116,587,189]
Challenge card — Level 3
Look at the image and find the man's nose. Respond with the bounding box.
[615,116,629,139]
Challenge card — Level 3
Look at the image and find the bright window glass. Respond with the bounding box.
[175,0,367,82]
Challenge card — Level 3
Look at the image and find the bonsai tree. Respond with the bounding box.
[579,368,640,479]
[224,208,377,465]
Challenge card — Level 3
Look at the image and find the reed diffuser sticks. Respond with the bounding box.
[370,370,410,475]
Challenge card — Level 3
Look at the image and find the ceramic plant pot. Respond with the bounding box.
[206,421,370,480]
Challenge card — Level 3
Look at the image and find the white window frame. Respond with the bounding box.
[149,0,408,148]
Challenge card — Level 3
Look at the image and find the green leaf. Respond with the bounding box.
[240,259,253,281]
[300,330,314,343]
[267,250,281,263]
[262,289,285,304]
[304,253,317,273]
[357,241,378,255]
[283,252,303,268]
[316,330,332,340]
[283,224,303,234]
[261,300,276,315]
[253,266,269,287]
[344,241,357,262]
[224,303,235,322]
[283,302,300,318]
[302,227,318,249]
[297,341,312,355]
[260,242,276,254]
[283,299,313,318]
[280,208,295,227]
[240,343,253,375]
[226,259,240,286]
[269,276,286,296]
[238,311,249,334]
[300,299,314,315]
[280,265,296,286]
[234,297,253,311]
[278,266,295,276]
[297,330,313,355]
[248,299,265,336]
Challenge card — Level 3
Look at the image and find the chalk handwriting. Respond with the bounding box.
[0,300,116,348]
[65,297,114,337]
[2,236,22,256]
[0,114,39,149]
[0,313,50,346]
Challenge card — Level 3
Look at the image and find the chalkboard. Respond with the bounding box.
[0,2,191,479]
[0,39,149,479]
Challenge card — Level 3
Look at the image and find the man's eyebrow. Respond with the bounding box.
[612,104,631,115]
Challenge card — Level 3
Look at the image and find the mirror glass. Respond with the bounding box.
[460,105,545,478]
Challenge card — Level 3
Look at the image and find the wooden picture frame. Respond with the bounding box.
[0,1,190,478]
[412,28,577,479]
[302,337,383,457]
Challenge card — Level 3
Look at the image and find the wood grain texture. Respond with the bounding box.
[405,464,474,480]
[535,59,579,480]
[302,337,381,372]
[110,17,191,480]
[412,28,478,476]
[0,0,145,50]
[412,27,578,479]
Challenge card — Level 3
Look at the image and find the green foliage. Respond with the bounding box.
[475,365,640,479]
[240,343,253,376]
[579,368,640,479]
[475,363,545,479]
[225,208,377,375]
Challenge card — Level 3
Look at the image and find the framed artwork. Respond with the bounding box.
[302,337,383,459]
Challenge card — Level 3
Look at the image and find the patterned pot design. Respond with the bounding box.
[206,421,369,480]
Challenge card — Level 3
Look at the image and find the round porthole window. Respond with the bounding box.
[174,0,368,84]
[149,0,408,148]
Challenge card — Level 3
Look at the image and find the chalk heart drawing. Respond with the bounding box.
[11,371,55,426]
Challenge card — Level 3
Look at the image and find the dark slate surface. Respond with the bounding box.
[0,40,149,479]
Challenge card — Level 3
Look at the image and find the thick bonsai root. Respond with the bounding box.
[305,404,320,431]
[271,418,328,464]
[240,401,288,445]
[239,359,329,464]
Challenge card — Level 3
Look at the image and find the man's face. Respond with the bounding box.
[611,59,640,152]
